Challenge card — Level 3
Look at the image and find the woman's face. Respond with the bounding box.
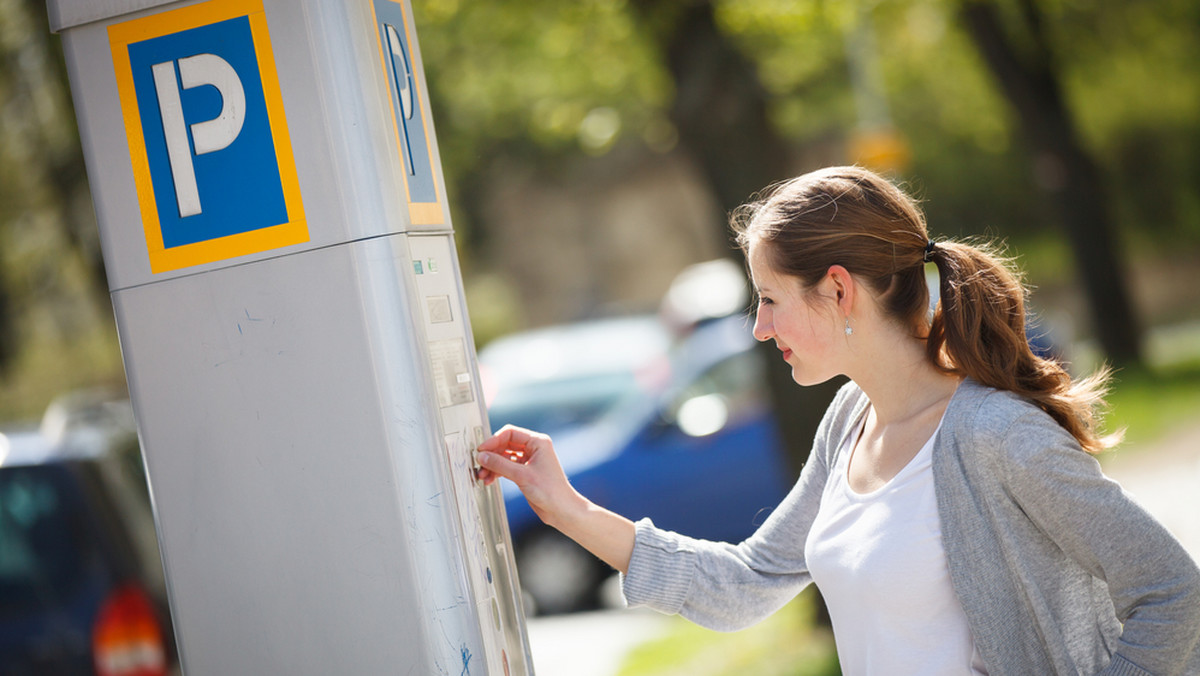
[748,244,843,386]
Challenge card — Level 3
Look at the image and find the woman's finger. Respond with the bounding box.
[475,465,500,486]
[477,424,536,453]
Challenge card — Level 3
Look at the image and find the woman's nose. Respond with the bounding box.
[752,307,772,342]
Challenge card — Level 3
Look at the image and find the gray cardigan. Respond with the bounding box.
[621,379,1200,675]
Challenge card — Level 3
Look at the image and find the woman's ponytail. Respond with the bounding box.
[926,241,1119,453]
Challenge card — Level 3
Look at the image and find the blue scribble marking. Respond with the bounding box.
[459,644,472,676]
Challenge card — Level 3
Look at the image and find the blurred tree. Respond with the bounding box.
[1,0,109,372]
[626,0,842,478]
[412,0,672,258]
[422,0,1196,369]
[1059,0,1200,246]
[629,1,787,214]
[959,0,1142,365]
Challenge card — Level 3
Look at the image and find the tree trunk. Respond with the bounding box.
[630,0,841,480]
[961,0,1143,366]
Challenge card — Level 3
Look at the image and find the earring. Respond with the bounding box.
[844,318,853,336]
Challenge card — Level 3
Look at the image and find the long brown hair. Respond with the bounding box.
[732,166,1117,453]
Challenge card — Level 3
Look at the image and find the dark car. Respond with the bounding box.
[0,391,176,676]
[481,314,792,615]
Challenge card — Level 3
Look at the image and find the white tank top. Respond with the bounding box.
[805,412,988,675]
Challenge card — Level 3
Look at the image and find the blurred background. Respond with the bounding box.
[2,0,1199,675]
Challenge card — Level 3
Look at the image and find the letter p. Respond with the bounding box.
[152,54,246,218]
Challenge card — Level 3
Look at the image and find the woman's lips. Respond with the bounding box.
[780,347,793,360]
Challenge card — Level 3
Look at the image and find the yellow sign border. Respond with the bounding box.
[370,0,445,226]
[109,0,308,274]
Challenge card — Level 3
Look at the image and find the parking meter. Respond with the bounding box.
[46,1,533,673]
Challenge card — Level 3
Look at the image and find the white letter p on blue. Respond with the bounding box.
[152,53,246,218]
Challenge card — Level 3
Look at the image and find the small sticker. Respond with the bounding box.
[412,259,423,275]
[426,257,438,273]
[429,338,473,407]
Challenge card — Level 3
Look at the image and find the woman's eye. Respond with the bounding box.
[758,296,773,306]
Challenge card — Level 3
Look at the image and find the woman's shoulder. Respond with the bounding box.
[832,378,867,409]
[828,379,869,426]
[944,379,1080,461]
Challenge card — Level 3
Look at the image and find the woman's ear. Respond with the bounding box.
[826,265,855,315]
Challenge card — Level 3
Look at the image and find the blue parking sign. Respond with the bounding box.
[109,0,307,273]
[372,0,445,226]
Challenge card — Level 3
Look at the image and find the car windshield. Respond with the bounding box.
[481,315,673,436]
[0,464,96,619]
[487,371,648,435]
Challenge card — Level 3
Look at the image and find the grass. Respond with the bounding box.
[616,590,839,676]
[1103,356,1200,450]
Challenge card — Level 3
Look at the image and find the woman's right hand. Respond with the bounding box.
[476,425,582,531]
[476,424,636,574]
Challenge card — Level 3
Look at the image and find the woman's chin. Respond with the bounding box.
[791,368,839,388]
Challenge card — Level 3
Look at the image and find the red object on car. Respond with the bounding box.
[92,584,168,676]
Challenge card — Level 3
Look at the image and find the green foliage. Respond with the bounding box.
[715,2,855,139]
[1059,1,1200,243]
[412,0,672,165]
[410,0,1200,249]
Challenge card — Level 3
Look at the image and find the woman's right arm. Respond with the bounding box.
[477,422,831,631]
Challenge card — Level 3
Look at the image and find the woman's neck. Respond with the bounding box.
[847,327,960,426]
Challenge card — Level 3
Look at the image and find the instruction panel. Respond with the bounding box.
[408,233,526,676]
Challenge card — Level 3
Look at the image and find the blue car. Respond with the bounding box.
[0,392,176,676]
[481,314,792,614]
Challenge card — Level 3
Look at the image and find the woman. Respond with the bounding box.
[476,166,1200,675]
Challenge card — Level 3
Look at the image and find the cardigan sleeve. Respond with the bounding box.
[619,446,825,631]
[620,381,863,631]
[994,408,1200,675]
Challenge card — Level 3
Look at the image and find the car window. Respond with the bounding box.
[480,315,673,436]
[0,464,98,618]
[665,350,768,435]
